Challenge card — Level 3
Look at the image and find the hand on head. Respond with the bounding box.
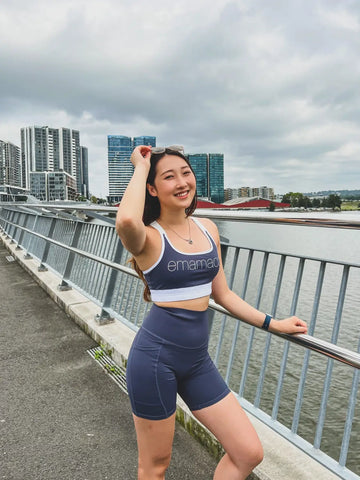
[130,145,152,167]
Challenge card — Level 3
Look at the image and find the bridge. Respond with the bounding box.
[1,202,359,480]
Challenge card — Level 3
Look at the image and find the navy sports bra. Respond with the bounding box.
[143,217,220,302]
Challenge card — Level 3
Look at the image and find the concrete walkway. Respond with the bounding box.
[0,241,217,480]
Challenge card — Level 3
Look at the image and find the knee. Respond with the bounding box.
[138,452,172,479]
[243,440,264,470]
[249,441,264,468]
[231,439,264,472]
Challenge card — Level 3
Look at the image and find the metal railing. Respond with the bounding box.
[1,202,359,480]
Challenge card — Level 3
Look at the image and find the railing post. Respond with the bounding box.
[58,221,83,291]
[225,249,253,384]
[272,257,305,421]
[254,254,286,407]
[339,337,360,467]
[214,245,239,366]
[38,217,57,272]
[292,261,326,434]
[95,238,124,325]
[4,209,14,238]
[16,213,30,250]
[239,251,269,397]
[23,213,39,260]
[9,210,17,241]
[314,264,350,450]
[10,211,20,244]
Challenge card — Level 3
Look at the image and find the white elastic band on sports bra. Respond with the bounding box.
[150,282,212,302]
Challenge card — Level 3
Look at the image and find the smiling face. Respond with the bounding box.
[147,154,196,212]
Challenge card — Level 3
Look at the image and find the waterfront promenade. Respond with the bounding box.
[0,210,352,480]
[0,241,217,480]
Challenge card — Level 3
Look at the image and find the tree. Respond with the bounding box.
[76,195,87,202]
[321,194,341,209]
[269,202,275,212]
[326,194,342,210]
[282,192,311,208]
[282,194,291,204]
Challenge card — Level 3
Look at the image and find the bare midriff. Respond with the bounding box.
[154,295,210,312]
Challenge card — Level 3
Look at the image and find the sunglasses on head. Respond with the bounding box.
[151,145,184,154]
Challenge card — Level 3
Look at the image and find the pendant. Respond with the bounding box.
[188,239,193,244]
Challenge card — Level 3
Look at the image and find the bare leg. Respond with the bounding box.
[132,412,176,480]
[192,393,263,480]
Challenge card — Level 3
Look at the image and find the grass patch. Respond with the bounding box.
[341,201,360,211]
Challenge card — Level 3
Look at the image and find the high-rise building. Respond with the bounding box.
[60,128,80,179]
[133,136,157,148]
[0,140,21,187]
[187,152,224,204]
[107,135,156,203]
[20,126,86,201]
[79,146,89,198]
[209,153,224,203]
[186,154,208,198]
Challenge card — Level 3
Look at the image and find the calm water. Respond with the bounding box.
[206,211,360,474]
[213,210,360,264]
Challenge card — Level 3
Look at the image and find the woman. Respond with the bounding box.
[116,145,307,480]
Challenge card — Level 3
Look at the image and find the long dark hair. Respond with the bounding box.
[129,149,197,301]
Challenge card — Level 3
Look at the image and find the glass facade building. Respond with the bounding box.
[187,154,208,199]
[107,135,156,203]
[209,153,224,203]
[133,136,157,148]
[187,152,224,204]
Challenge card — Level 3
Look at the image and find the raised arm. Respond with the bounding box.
[206,219,308,335]
[115,145,151,256]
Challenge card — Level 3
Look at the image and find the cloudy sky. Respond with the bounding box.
[1,0,359,197]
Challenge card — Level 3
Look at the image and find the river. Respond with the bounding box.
[204,210,360,475]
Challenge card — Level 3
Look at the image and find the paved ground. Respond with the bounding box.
[0,241,217,480]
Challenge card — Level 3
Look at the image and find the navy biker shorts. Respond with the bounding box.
[126,304,230,420]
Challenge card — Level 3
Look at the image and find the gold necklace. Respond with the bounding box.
[163,218,193,244]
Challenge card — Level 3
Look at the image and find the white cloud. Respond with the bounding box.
[318,5,360,32]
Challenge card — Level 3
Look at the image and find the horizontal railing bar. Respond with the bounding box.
[2,206,358,268]
[0,220,139,277]
[195,209,360,230]
[208,300,360,370]
[1,219,360,371]
[211,241,359,269]
[2,203,360,229]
